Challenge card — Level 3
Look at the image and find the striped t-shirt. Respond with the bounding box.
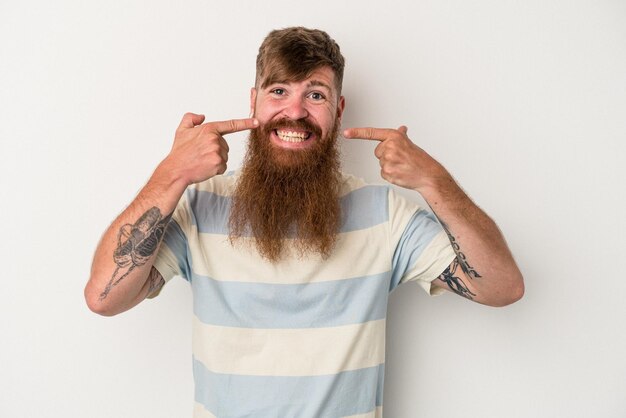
[154,172,455,418]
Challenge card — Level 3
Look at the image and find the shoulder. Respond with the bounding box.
[338,174,393,231]
[188,171,239,198]
[174,172,238,223]
[172,173,238,235]
[338,172,389,198]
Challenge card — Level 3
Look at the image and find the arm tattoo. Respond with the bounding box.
[99,207,172,301]
[146,266,165,297]
[438,219,482,300]
[440,258,476,300]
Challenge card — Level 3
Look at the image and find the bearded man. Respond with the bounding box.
[86,27,524,417]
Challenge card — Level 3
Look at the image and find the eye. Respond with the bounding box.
[270,88,285,96]
[308,91,326,101]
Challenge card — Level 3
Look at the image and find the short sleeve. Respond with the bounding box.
[153,194,193,285]
[388,188,456,295]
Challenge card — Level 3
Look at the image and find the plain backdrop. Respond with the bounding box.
[1,1,625,417]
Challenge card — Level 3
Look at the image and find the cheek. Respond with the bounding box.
[256,103,283,122]
[315,107,338,132]
[254,97,278,117]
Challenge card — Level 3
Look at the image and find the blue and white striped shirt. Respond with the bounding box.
[154,172,455,418]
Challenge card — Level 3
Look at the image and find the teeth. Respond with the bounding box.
[276,130,310,143]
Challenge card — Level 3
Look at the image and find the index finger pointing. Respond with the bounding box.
[211,118,259,135]
[343,127,396,142]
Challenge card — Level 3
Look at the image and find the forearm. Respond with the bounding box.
[85,113,257,316]
[85,160,187,316]
[343,124,523,306]
[421,175,524,306]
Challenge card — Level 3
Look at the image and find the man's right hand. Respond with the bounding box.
[161,112,258,186]
[86,112,258,316]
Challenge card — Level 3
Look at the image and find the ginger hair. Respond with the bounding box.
[255,27,345,93]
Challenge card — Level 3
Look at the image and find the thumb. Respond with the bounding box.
[178,112,206,130]
[398,125,408,135]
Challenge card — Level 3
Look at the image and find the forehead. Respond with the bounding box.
[261,66,338,93]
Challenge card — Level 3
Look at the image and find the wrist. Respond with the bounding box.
[412,161,453,197]
[152,158,190,194]
[416,173,468,211]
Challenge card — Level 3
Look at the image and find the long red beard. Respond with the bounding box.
[228,118,342,262]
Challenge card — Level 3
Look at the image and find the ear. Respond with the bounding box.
[249,87,257,118]
[336,96,346,122]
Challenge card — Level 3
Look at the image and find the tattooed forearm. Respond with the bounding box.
[99,207,172,301]
[437,219,482,299]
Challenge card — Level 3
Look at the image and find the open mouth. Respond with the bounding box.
[275,129,312,143]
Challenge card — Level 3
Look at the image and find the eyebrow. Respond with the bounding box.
[307,80,332,91]
[267,79,332,92]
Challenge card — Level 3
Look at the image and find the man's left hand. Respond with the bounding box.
[345,125,524,307]
[343,126,449,193]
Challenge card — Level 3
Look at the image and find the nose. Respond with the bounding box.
[281,97,309,120]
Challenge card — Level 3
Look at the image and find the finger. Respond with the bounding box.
[215,162,227,176]
[398,125,408,135]
[211,118,259,135]
[374,142,385,160]
[218,136,230,154]
[343,127,397,142]
[178,112,205,129]
[219,146,228,163]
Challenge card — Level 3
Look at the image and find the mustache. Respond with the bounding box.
[256,118,323,138]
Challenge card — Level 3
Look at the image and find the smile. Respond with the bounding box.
[275,129,312,143]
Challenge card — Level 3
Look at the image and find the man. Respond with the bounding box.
[85,27,523,417]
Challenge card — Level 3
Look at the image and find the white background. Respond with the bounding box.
[1,1,625,417]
